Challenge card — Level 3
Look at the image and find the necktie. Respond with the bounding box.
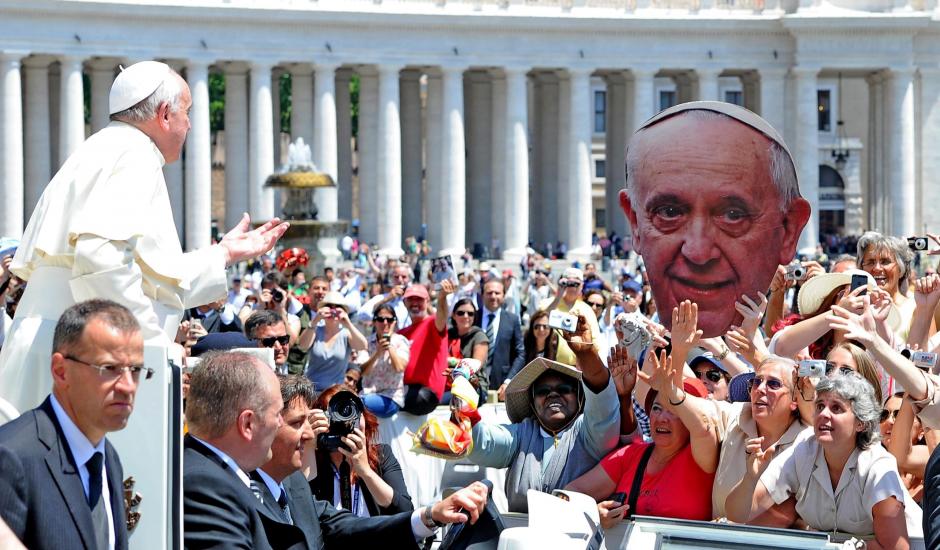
[277,489,294,525]
[339,460,352,511]
[86,452,110,550]
[249,479,265,502]
[484,312,496,367]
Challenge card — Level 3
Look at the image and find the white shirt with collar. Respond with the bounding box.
[481,307,501,339]
[189,435,252,490]
[50,394,115,550]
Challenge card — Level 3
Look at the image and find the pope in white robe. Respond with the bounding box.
[0,62,287,417]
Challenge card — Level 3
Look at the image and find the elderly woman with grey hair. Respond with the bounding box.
[856,230,916,332]
[727,372,922,548]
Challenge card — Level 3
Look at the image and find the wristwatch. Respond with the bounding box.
[422,505,444,529]
[716,347,730,361]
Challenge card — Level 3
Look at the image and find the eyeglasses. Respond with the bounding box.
[374,316,396,323]
[454,310,475,318]
[825,363,854,377]
[587,301,605,310]
[695,369,723,383]
[560,281,582,288]
[880,408,901,422]
[533,324,550,331]
[258,335,290,348]
[64,355,153,381]
[748,376,785,392]
[533,383,576,398]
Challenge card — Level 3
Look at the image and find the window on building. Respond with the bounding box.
[817,90,832,132]
[724,90,743,106]
[594,90,606,133]
[595,209,606,229]
[659,90,677,112]
[595,159,606,179]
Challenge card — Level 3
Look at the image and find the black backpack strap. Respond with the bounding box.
[627,444,655,519]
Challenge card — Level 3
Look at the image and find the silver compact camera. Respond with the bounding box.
[615,313,652,361]
[548,310,578,333]
[785,263,806,282]
[798,359,826,379]
[908,237,929,251]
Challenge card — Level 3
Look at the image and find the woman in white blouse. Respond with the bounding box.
[727,372,921,549]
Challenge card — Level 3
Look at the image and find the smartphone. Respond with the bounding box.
[798,359,826,378]
[850,273,868,296]
[609,492,627,506]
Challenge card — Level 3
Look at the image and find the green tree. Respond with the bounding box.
[280,72,292,132]
[209,73,225,132]
[350,74,359,139]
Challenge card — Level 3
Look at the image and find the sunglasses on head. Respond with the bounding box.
[374,316,396,323]
[748,376,784,392]
[454,310,475,318]
[696,369,723,383]
[880,408,901,422]
[258,335,290,348]
[825,363,854,377]
[533,383,576,398]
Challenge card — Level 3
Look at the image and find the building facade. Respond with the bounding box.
[1,0,938,260]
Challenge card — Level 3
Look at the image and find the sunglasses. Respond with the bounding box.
[533,383,576,398]
[454,310,476,317]
[533,324,550,331]
[825,363,854,377]
[560,280,582,288]
[374,316,396,323]
[695,369,723,383]
[258,335,290,348]
[587,301,605,309]
[748,376,785,392]
[880,409,901,422]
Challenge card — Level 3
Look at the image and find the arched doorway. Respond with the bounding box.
[819,164,846,239]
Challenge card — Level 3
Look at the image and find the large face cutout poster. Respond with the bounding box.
[619,102,812,339]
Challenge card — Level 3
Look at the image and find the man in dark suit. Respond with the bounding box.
[0,299,145,549]
[184,353,490,549]
[183,298,244,335]
[924,444,940,548]
[477,278,525,400]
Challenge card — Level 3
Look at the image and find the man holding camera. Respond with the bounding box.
[354,265,413,329]
[541,268,601,354]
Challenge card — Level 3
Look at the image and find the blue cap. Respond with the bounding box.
[689,352,725,373]
[622,280,642,294]
[728,371,756,403]
[190,332,257,357]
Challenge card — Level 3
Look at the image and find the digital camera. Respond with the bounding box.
[317,391,364,452]
[272,288,285,303]
[901,349,938,370]
[798,359,826,379]
[785,263,805,282]
[548,310,578,333]
[908,237,929,251]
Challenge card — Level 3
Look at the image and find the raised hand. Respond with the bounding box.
[744,436,776,478]
[638,348,675,395]
[836,285,868,315]
[562,312,594,354]
[219,213,290,266]
[669,300,702,361]
[914,274,940,308]
[598,500,630,530]
[608,345,638,398]
[826,305,876,347]
[734,293,768,341]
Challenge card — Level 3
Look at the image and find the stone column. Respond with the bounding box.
[400,69,423,240]
[866,72,886,231]
[224,63,250,232]
[23,56,51,217]
[425,72,444,250]
[357,70,378,244]
[59,55,85,165]
[629,69,656,240]
[557,73,571,248]
[336,68,354,222]
[0,52,25,237]
[793,66,819,251]
[467,70,493,254]
[605,71,630,239]
[920,68,940,234]
[490,72,507,254]
[503,66,530,260]
[314,62,341,262]
[88,60,114,133]
[376,64,403,255]
[696,68,721,101]
[566,67,594,259]
[887,67,916,237]
[184,60,212,250]
[439,64,467,255]
[537,73,560,246]
[250,61,275,220]
[759,68,787,137]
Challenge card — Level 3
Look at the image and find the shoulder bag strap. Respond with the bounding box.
[626,444,655,519]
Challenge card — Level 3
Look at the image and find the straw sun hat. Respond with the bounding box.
[796,269,900,331]
[504,357,583,424]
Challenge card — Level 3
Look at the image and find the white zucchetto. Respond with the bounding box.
[109,61,171,115]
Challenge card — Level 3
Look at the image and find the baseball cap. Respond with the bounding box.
[402,285,430,301]
[562,267,584,282]
[728,371,757,403]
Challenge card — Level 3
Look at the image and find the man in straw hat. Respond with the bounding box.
[620,101,811,339]
[0,61,288,417]
[467,313,636,513]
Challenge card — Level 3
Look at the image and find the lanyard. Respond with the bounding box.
[332,463,362,517]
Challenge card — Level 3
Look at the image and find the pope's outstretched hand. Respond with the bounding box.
[219,213,290,266]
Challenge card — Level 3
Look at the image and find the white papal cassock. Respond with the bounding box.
[0,121,227,416]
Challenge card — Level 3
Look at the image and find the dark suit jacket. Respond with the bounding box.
[477,308,525,389]
[0,396,128,550]
[255,470,418,550]
[309,444,414,516]
[924,444,940,549]
[182,435,272,550]
[183,307,243,334]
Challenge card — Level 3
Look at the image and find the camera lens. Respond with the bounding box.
[273,288,284,302]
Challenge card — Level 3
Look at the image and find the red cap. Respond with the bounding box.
[644,376,709,415]
[402,284,430,301]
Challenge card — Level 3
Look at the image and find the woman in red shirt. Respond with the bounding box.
[567,347,718,524]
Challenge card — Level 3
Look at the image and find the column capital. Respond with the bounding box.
[440,62,470,75]
[186,58,212,71]
[790,65,820,79]
[249,59,276,72]
[22,54,54,69]
[630,67,657,80]
[758,66,789,79]
[0,50,28,63]
[58,54,85,67]
[86,57,119,71]
[564,66,594,78]
[695,67,722,77]
[221,61,250,76]
[313,61,341,73]
[503,65,530,77]
[377,63,404,77]
[288,62,314,77]
[886,66,916,79]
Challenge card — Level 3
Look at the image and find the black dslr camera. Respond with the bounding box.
[317,391,364,452]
